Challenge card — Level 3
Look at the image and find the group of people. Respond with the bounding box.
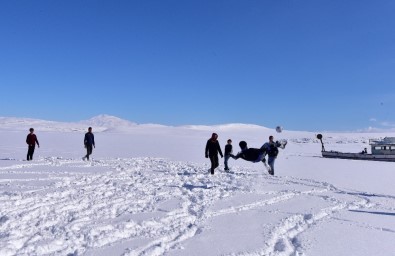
[26,127,95,161]
[205,133,286,175]
[26,128,285,176]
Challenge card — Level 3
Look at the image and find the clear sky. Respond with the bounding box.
[0,0,394,131]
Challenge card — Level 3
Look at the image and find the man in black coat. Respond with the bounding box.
[261,136,286,175]
[205,133,223,175]
[83,127,95,161]
[232,139,286,175]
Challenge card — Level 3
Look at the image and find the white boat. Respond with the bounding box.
[317,134,395,162]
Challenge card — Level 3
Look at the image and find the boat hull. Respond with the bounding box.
[322,151,395,162]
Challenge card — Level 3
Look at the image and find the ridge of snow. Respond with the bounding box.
[79,114,137,128]
[0,116,275,133]
[182,123,271,131]
[0,117,89,132]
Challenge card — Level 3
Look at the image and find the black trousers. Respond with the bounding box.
[209,154,219,174]
[27,145,35,161]
[85,145,93,160]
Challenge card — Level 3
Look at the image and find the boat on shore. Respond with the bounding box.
[316,134,395,162]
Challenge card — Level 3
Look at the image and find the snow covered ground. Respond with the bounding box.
[1,115,394,256]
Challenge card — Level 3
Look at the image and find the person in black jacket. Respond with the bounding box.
[26,128,39,161]
[231,141,266,163]
[83,127,95,161]
[205,133,223,174]
[224,139,233,171]
[261,136,285,175]
[232,138,286,175]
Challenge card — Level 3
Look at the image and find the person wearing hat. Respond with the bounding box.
[26,128,39,161]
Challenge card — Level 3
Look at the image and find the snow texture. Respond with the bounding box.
[0,116,394,256]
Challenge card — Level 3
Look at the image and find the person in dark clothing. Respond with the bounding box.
[26,128,39,161]
[83,127,95,161]
[205,133,223,174]
[230,141,267,164]
[224,139,233,171]
[261,136,286,175]
[232,138,286,175]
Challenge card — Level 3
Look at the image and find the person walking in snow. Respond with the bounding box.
[205,133,223,175]
[224,139,233,171]
[83,127,95,161]
[26,128,39,161]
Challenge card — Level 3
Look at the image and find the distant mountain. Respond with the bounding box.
[0,115,274,133]
[79,114,137,128]
[0,117,88,132]
[0,115,137,132]
[181,123,271,131]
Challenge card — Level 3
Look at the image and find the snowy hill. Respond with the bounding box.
[0,117,88,132]
[181,123,271,131]
[0,116,395,256]
[79,114,137,128]
[0,115,272,134]
[0,115,136,133]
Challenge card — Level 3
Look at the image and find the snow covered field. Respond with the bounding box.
[1,115,395,256]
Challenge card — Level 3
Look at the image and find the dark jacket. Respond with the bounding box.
[205,139,223,157]
[26,134,39,147]
[262,142,279,157]
[232,147,265,162]
[224,144,233,156]
[84,132,95,146]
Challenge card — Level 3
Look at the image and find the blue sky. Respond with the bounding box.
[0,0,394,131]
